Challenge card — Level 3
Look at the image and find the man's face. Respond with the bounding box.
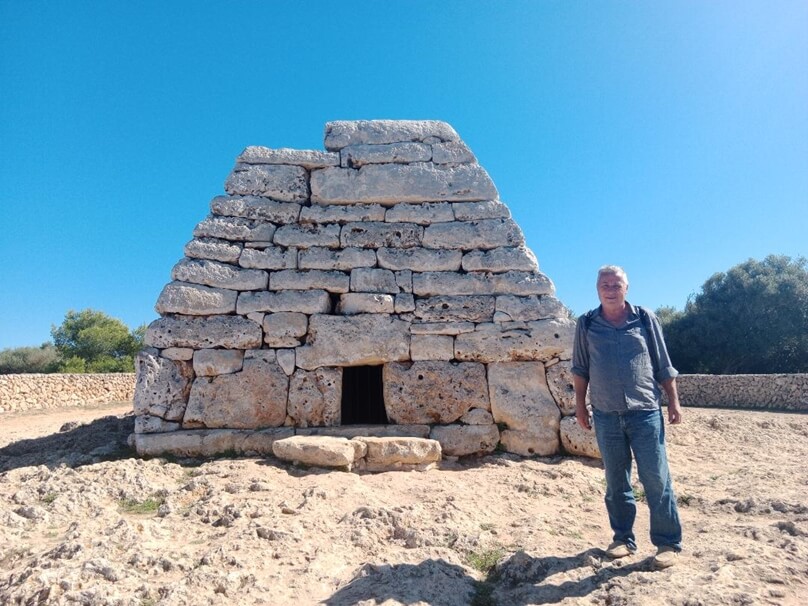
[597,273,628,308]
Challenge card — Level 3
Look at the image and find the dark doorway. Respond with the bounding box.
[341,365,387,425]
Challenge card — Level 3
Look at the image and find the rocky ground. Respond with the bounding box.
[1,403,806,606]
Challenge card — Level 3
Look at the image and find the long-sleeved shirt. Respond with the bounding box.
[571,302,678,412]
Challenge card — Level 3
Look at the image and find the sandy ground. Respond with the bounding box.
[1,403,807,606]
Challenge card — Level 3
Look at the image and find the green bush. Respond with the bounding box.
[0,343,60,374]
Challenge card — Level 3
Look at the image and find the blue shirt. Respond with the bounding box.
[571,303,678,412]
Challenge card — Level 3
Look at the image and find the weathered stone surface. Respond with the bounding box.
[192,349,245,377]
[324,120,460,150]
[499,428,560,457]
[160,347,194,361]
[352,436,442,467]
[422,218,524,250]
[276,349,295,376]
[429,424,499,456]
[338,293,395,315]
[237,146,339,168]
[350,268,398,293]
[273,436,356,467]
[384,202,454,225]
[414,296,495,322]
[384,361,489,424]
[269,270,350,293]
[410,321,475,335]
[287,368,342,427]
[239,246,297,270]
[273,223,341,248]
[340,222,423,248]
[135,415,181,434]
[395,270,412,293]
[312,164,498,204]
[488,362,560,456]
[298,247,376,271]
[546,360,578,416]
[300,203,385,224]
[194,215,276,242]
[460,408,495,425]
[225,164,309,202]
[134,428,294,457]
[237,289,331,315]
[296,425,431,439]
[432,141,475,164]
[454,320,574,363]
[263,312,308,348]
[155,282,237,315]
[410,335,454,361]
[462,246,538,273]
[296,315,410,369]
[184,237,242,264]
[210,195,301,224]
[560,416,600,459]
[413,271,554,297]
[134,351,193,421]
[394,293,415,313]
[184,353,289,429]
[172,258,268,291]
[452,200,511,220]
[494,295,566,322]
[377,247,461,272]
[340,142,432,167]
[145,315,263,349]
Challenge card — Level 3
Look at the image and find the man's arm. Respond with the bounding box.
[661,377,682,424]
[573,374,591,430]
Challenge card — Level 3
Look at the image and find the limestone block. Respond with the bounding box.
[210,195,301,224]
[454,320,574,363]
[413,271,554,297]
[384,361,489,424]
[499,428,560,457]
[462,246,538,273]
[273,223,341,248]
[296,314,410,369]
[324,120,460,150]
[287,367,342,427]
[172,258,268,291]
[395,293,415,313]
[155,282,237,315]
[269,270,350,293]
[338,293,395,315]
[377,247,461,272]
[311,163,498,204]
[134,428,294,457]
[452,200,511,221]
[422,218,524,250]
[432,141,475,164]
[340,142,432,167]
[298,247,377,271]
[263,312,308,348]
[239,246,297,270]
[276,349,295,376]
[410,321,475,335]
[160,347,194,361]
[300,203,385,224]
[193,215,277,242]
[410,335,454,361]
[224,164,309,202]
[545,360,579,416]
[352,436,442,467]
[494,295,566,322]
[297,425,431,439]
[340,222,423,248]
[237,146,339,168]
[145,315,263,349]
[560,416,600,459]
[429,424,499,456]
[395,270,412,293]
[193,349,245,377]
[272,436,356,468]
[184,353,289,429]
[384,202,454,225]
[460,408,495,425]
[134,351,193,421]
[350,268,398,293]
[135,415,181,434]
[237,289,331,315]
[414,296,495,322]
[184,237,242,264]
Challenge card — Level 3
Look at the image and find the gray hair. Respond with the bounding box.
[597,265,629,286]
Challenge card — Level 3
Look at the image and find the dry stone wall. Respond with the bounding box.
[0,374,135,413]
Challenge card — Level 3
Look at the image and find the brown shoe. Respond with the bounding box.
[653,546,678,569]
[605,541,633,559]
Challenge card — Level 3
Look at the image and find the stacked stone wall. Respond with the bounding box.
[0,373,136,413]
[673,374,808,411]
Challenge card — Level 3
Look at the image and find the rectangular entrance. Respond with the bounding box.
[341,365,387,425]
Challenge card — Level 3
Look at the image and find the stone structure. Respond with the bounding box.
[0,373,135,413]
[133,120,576,462]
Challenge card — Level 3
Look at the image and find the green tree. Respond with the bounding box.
[51,309,145,373]
[659,255,808,374]
[0,343,60,374]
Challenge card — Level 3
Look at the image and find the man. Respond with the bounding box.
[572,265,683,570]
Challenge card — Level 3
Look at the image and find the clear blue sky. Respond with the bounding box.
[1,1,806,349]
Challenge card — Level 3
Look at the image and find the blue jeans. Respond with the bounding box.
[593,408,682,552]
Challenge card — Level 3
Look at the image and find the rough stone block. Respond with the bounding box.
[239,246,297,270]
[300,203,385,224]
[273,223,341,248]
[384,361,489,424]
[410,334,454,361]
[350,268,398,293]
[210,195,301,224]
[340,222,423,248]
[172,258,268,291]
[272,436,356,468]
[394,293,415,313]
[160,347,194,361]
[432,141,475,164]
[340,142,432,167]
[263,312,308,348]
[414,296,495,323]
[237,146,339,168]
[269,269,350,293]
[184,237,242,264]
[324,120,460,150]
[452,200,511,221]
[287,367,342,427]
[134,351,193,421]
[352,436,442,467]
[499,428,560,457]
[298,247,377,271]
[395,270,412,293]
[237,289,331,315]
[224,164,309,202]
[462,246,538,273]
[454,320,574,363]
[193,215,276,242]
[134,428,294,457]
[377,247,461,272]
[135,415,181,434]
[546,360,579,416]
[429,424,499,456]
[410,321,475,335]
[193,349,245,377]
[422,218,524,250]
[338,293,395,315]
[460,408,495,425]
[155,282,237,315]
[494,295,566,322]
[413,271,554,297]
[384,202,454,225]
[560,416,600,459]
[145,315,263,349]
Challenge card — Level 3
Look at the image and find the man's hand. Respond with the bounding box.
[576,402,592,431]
[668,399,683,425]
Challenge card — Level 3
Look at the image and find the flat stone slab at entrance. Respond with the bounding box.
[272,436,358,469]
[353,436,442,471]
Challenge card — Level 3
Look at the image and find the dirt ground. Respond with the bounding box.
[1,402,806,606]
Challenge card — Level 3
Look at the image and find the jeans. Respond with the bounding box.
[593,407,682,552]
